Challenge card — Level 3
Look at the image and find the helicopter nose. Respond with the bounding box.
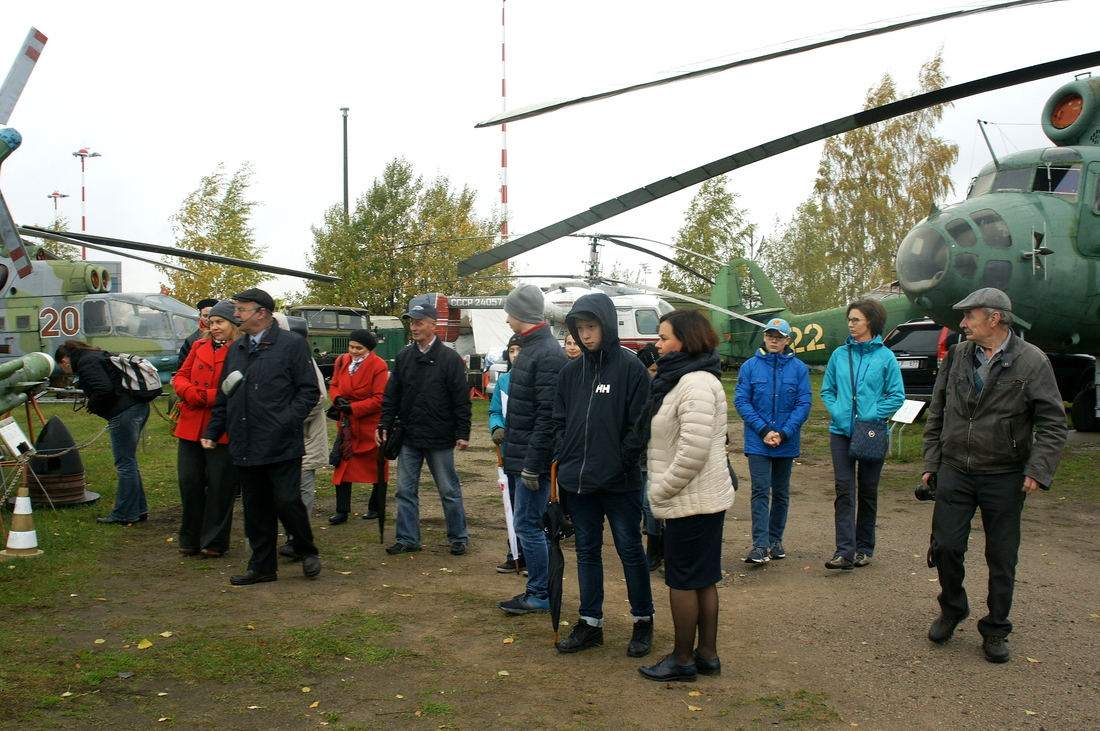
[896,225,949,296]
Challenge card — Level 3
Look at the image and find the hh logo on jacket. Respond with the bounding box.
[595,383,611,394]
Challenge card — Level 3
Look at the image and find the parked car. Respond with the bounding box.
[883,319,960,401]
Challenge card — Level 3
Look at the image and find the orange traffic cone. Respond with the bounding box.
[1,482,43,558]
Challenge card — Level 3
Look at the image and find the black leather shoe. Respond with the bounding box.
[302,555,322,578]
[627,619,653,658]
[450,542,467,556]
[97,516,136,525]
[362,510,378,520]
[694,652,721,676]
[982,635,1010,663]
[928,612,969,643]
[230,570,277,586]
[278,543,298,560]
[138,513,148,522]
[638,653,697,682]
[328,512,349,525]
[386,542,421,555]
[556,620,603,653]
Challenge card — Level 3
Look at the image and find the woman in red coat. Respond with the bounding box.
[171,301,240,556]
[328,330,389,524]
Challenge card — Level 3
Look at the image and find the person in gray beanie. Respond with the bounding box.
[498,283,567,615]
[503,283,546,325]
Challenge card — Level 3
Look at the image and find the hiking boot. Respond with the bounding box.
[385,542,421,555]
[498,592,550,615]
[744,546,771,564]
[928,612,969,643]
[854,552,872,567]
[825,554,855,570]
[982,635,1010,663]
[627,618,653,658]
[556,619,603,653]
[769,541,786,560]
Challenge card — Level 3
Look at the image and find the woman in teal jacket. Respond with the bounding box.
[820,299,905,571]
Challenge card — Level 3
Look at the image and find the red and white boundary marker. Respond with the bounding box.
[1,483,43,558]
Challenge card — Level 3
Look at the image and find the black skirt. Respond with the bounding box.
[663,510,726,590]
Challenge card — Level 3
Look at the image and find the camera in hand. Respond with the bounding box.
[914,473,937,501]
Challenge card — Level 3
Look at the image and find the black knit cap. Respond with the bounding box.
[349,329,376,350]
[196,298,219,310]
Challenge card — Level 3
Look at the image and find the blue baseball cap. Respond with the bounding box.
[763,318,791,337]
[402,303,440,320]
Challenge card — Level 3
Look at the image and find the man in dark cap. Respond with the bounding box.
[497,283,566,615]
[922,287,1067,663]
[179,298,220,365]
[378,301,471,556]
[202,288,322,585]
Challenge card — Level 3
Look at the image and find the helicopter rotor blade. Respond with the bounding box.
[0,28,47,125]
[475,0,1060,128]
[0,193,34,278]
[458,49,1100,276]
[603,278,764,328]
[392,274,576,291]
[18,228,197,274]
[602,234,726,267]
[600,236,713,285]
[19,226,342,283]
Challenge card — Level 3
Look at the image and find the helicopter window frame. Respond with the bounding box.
[1032,164,1080,200]
[970,209,1012,249]
[980,260,1012,290]
[83,300,112,335]
[990,167,1033,193]
[635,308,660,336]
[944,219,976,247]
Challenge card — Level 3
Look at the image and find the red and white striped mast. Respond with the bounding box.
[72,147,101,260]
[499,0,509,272]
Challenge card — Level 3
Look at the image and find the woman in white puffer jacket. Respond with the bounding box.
[636,309,735,683]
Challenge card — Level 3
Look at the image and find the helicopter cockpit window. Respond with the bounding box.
[1040,147,1081,162]
[945,219,976,247]
[970,209,1012,248]
[991,167,1032,193]
[968,173,994,199]
[896,226,948,294]
[1033,164,1080,200]
[83,300,111,335]
[981,260,1012,290]
[635,309,660,335]
[109,300,172,339]
[954,253,978,279]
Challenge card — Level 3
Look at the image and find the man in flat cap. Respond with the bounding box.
[179,298,220,365]
[379,301,471,556]
[921,287,1067,662]
[497,283,566,614]
[202,288,323,585]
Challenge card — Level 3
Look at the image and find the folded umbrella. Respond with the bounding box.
[538,461,573,644]
[497,445,521,572]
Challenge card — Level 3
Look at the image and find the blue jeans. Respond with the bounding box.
[830,433,884,560]
[107,402,150,522]
[747,454,793,548]
[568,490,654,621]
[394,444,467,547]
[513,472,550,598]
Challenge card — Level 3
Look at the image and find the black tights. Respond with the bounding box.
[668,584,719,665]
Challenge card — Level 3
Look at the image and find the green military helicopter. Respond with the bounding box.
[0,28,338,381]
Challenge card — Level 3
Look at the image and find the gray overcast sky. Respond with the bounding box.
[1,0,1095,302]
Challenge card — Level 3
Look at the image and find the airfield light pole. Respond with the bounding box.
[341,108,349,221]
[46,190,70,227]
[72,147,101,260]
[499,0,509,273]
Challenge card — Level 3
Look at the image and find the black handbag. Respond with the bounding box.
[847,348,888,462]
[382,418,405,461]
[328,425,344,467]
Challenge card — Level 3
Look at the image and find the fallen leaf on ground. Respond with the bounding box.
[246,625,255,630]
[60,692,73,698]
[688,691,701,696]
[159,631,173,638]
[498,670,510,676]
[94,639,105,644]
[117,672,134,679]
[302,687,311,693]
[336,571,352,575]
[503,637,514,644]
[157,717,171,722]
[137,639,153,649]
[1026,657,1041,663]
[1025,710,1037,716]
[310,701,319,708]
[396,593,412,597]
[246,705,264,709]
[158,693,168,697]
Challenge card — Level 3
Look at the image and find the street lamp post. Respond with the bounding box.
[72,147,101,260]
[46,190,70,227]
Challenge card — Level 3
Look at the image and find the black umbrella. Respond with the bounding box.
[538,461,573,644]
[370,447,388,545]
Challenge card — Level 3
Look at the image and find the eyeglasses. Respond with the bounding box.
[847,317,865,324]
[233,306,258,314]
[763,332,788,340]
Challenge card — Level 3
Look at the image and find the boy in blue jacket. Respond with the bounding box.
[734,318,812,564]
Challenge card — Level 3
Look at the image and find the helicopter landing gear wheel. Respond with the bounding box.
[1071,387,1098,432]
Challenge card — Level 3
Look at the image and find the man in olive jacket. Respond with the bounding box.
[379,303,472,556]
[203,289,322,586]
[921,288,1067,663]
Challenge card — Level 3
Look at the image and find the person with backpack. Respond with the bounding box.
[56,339,152,525]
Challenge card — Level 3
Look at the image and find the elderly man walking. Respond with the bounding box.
[379,302,472,556]
[921,288,1067,663]
[202,288,322,585]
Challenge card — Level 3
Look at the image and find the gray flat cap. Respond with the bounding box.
[952,287,1012,311]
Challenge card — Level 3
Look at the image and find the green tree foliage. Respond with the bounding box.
[659,176,756,298]
[767,51,958,311]
[304,158,508,314]
[158,163,270,304]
